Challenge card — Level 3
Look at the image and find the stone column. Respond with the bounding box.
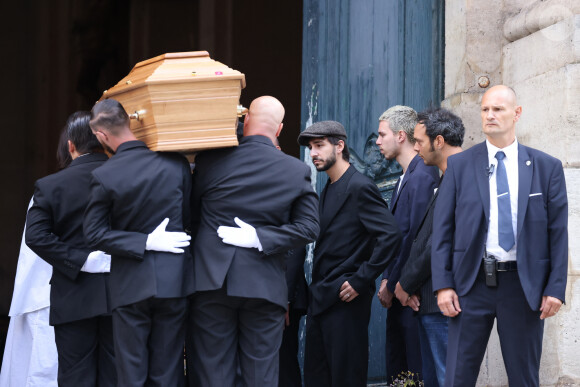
[443,0,580,385]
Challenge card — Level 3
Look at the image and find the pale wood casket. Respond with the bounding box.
[99,51,246,154]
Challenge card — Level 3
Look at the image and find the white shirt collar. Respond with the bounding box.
[486,138,518,162]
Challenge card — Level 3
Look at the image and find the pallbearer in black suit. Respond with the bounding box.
[189,96,319,387]
[432,86,568,386]
[300,121,402,387]
[26,111,115,386]
[83,99,194,386]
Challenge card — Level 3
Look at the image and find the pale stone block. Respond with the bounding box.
[504,0,580,41]
[464,2,506,75]
[559,276,580,381]
[512,64,580,166]
[566,168,580,275]
[503,16,580,86]
[444,0,505,97]
[445,0,468,97]
[503,0,536,16]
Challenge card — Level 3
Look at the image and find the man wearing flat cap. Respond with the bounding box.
[300,121,402,387]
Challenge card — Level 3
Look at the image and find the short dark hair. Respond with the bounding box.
[90,99,129,134]
[417,108,465,147]
[327,136,350,161]
[66,111,103,155]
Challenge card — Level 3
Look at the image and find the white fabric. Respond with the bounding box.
[8,198,52,317]
[80,251,111,273]
[1,198,58,387]
[397,172,405,194]
[0,307,58,387]
[486,139,519,261]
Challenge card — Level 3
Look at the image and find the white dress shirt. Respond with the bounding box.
[486,139,518,262]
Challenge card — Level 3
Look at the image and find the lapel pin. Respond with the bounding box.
[526,160,531,166]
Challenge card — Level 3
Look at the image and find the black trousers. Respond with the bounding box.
[385,297,422,382]
[54,314,116,386]
[304,292,372,387]
[279,307,305,387]
[112,297,188,387]
[445,270,544,386]
[188,287,286,387]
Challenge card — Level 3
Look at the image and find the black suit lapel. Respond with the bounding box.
[391,155,420,212]
[318,167,355,239]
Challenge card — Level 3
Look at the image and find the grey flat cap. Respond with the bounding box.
[297,120,347,146]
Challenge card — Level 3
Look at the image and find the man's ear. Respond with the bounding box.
[397,130,406,143]
[276,122,283,137]
[435,135,444,149]
[514,105,522,123]
[336,139,345,154]
[68,140,75,155]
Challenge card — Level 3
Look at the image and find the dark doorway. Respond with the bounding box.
[0,0,303,365]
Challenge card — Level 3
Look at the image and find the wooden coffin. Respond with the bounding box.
[99,51,246,153]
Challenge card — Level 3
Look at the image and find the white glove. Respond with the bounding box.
[217,217,263,251]
[81,250,111,273]
[146,218,191,253]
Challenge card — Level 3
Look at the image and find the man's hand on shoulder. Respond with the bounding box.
[540,295,562,320]
[377,279,393,308]
[436,288,461,317]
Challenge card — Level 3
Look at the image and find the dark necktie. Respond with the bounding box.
[495,151,515,251]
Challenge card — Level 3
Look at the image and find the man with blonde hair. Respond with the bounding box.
[376,105,439,382]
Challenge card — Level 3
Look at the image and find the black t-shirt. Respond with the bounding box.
[321,172,349,214]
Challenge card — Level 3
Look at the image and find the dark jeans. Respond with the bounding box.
[417,313,448,387]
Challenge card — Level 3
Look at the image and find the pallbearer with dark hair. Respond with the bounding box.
[25,111,115,386]
[84,98,194,386]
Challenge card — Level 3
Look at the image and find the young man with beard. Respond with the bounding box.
[393,108,465,386]
[299,121,401,387]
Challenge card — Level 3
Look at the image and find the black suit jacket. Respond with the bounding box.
[310,165,402,316]
[432,142,568,310]
[26,153,111,325]
[84,141,194,310]
[383,155,439,292]
[399,184,439,315]
[285,248,308,312]
[192,135,320,309]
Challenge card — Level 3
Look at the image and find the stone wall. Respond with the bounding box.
[443,0,580,385]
